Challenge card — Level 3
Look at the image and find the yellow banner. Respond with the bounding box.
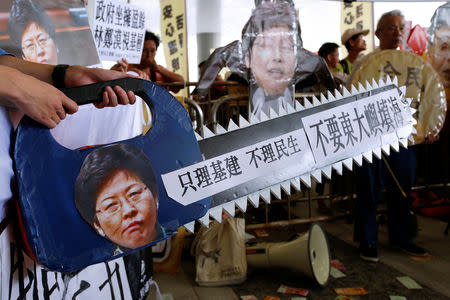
[340,2,374,57]
[160,0,188,96]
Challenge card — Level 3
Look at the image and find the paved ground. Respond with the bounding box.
[152,197,450,300]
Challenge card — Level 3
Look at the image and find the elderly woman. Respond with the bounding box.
[8,0,58,64]
[74,143,164,251]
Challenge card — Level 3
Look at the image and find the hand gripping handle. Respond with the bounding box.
[60,77,147,106]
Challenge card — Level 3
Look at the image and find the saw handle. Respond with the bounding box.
[60,77,147,106]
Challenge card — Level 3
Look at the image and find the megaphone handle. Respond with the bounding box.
[59,78,146,106]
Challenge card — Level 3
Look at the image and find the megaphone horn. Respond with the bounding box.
[246,222,330,287]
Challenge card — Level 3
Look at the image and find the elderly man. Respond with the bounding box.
[340,28,369,75]
[353,10,428,263]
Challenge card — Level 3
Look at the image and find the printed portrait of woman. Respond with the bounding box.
[8,0,58,64]
[74,144,164,252]
[242,1,298,117]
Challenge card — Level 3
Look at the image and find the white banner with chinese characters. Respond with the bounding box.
[302,88,410,167]
[162,129,314,206]
[160,0,188,83]
[92,0,146,63]
[340,1,374,56]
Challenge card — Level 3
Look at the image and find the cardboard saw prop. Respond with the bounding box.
[14,77,415,273]
[14,79,211,272]
[13,1,417,273]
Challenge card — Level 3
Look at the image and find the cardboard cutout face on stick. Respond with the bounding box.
[242,1,298,116]
[428,2,450,89]
[195,0,337,118]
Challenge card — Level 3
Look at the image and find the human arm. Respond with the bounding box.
[0,55,136,108]
[110,58,129,73]
[153,64,184,83]
[0,65,77,128]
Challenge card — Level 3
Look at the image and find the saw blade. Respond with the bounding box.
[162,78,414,230]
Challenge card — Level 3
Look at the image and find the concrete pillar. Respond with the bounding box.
[196,0,222,65]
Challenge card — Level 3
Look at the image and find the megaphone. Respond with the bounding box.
[246,223,330,287]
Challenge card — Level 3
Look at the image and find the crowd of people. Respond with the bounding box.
[0,0,449,299]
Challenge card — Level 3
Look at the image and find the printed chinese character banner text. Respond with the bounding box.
[160,0,188,83]
[92,0,146,63]
[340,1,374,57]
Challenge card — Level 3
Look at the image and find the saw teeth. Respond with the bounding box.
[184,221,195,233]
[363,150,373,163]
[215,124,227,135]
[382,144,391,155]
[321,165,332,179]
[259,111,269,122]
[334,89,343,100]
[391,140,400,152]
[295,101,305,111]
[199,213,210,228]
[209,205,223,223]
[353,154,363,167]
[351,84,358,94]
[269,107,278,119]
[411,127,417,134]
[235,197,247,213]
[378,77,386,87]
[239,115,250,128]
[286,102,296,114]
[320,93,328,104]
[408,135,415,144]
[371,78,379,89]
[300,174,311,187]
[373,147,382,159]
[281,180,291,195]
[260,188,271,203]
[410,108,417,115]
[248,193,260,208]
[393,76,398,85]
[365,80,372,90]
[270,184,282,200]
[342,86,351,97]
[406,97,413,106]
[195,131,203,141]
[327,90,336,102]
[312,95,321,106]
[290,177,301,191]
[311,169,322,183]
[249,113,259,124]
[399,138,408,148]
[227,119,239,131]
[202,126,215,138]
[343,157,353,171]
[386,76,392,85]
[332,161,343,176]
[358,82,366,92]
[278,105,287,117]
[304,98,313,109]
[223,201,236,217]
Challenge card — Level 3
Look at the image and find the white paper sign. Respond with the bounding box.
[92,0,146,63]
[162,129,314,206]
[1,224,133,300]
[302,88,411,166]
